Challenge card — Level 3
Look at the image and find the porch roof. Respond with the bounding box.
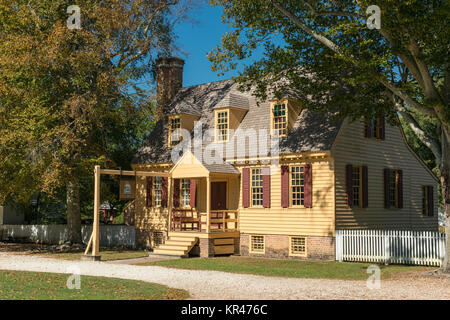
[170,150,239,178]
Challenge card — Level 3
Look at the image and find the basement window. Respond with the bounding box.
[250,235,265,253]
[290,236,307,256]
[153,232,164,246]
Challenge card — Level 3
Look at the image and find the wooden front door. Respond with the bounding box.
[211,182,227,210]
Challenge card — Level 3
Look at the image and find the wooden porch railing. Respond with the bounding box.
[170,209,239,233]
[209,210,239,233]
[171,208,201,232]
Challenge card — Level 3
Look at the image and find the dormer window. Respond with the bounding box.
[215,109,229,142]
[271,102,288,137]
[364,116,385,140]
[169,116,181,147]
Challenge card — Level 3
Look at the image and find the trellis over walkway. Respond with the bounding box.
[83,166,171,260]
[335,230,446,267]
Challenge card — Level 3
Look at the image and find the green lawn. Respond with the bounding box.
[41,249,149,261]
[138,256,432,280]
[0,270,188,300]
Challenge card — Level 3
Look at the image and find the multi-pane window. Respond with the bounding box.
[153,231,164,246]
[216,110,229,142]
[251,168,263,206]
[291,166,304,206]
[169,117,181,146]
[290,237,306,256]
[422,186,433,216]
[365,116,383,139]
[153,177,162,206]
[250,235,265,253]
[352,166,362,207]
[389,170,397,208]
[422,186,429,216]
[272,103,287,137]
[181,178,190,207]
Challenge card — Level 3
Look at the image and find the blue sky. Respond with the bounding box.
[173,4,262,87]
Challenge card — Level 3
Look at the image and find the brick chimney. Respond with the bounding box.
[156,57,184,119]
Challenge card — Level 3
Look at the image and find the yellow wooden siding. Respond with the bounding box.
[131,164,171,232]
[332,118,438,230]
[235,158,335,237]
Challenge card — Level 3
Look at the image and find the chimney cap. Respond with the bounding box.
[156,57,185,66]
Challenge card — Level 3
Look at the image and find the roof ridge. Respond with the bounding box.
[181,78,234,89]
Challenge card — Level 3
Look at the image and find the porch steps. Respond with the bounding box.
[152,235,198,257]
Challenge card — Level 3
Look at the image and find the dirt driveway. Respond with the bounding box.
[0,253,448,300]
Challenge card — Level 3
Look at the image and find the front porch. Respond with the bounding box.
[153,150,241,257]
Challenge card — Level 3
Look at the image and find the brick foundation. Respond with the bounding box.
[240,233,335,260]
[199,238,215,258]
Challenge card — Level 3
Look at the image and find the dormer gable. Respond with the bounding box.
[270,98,302,137]
[168,113,200,148]
[213,93,249,142]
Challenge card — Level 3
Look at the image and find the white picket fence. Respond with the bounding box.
[335,230,446,266]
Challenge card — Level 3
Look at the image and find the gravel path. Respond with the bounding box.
[0,253,448,300]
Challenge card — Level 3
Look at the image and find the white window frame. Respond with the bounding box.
[289,236,307,257]
[249,235,265,254]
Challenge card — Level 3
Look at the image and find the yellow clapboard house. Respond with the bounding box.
[129,57,438,260]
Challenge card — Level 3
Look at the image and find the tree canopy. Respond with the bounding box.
[208,0,450,271]
[0,0,193,241]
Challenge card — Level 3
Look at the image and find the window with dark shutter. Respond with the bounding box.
[146,177,152,207]
[290,166,304,206]
[262,167,271,208]
[384,169,403,209]
[364,116,385,140]
[379,117,385,140]
[173,179,180,208]
[251,168,263,206]
[242,168,250,208]
[364,118,372,138]
[304,164,313,208]
[397,170,403,208]
[347,165,367,208]
[427,186,434,216]
[422,186,434,216]
[346,164,353,208]
[281,165,289,208]
[161,177,168,207]
[190,179,197,208]
[362,166,368,208]
[384,168,390,208]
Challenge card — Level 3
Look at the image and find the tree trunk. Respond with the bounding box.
[441,125,450,273]
[66,178,82,244]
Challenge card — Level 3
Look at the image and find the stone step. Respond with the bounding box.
[153,248,186,256]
